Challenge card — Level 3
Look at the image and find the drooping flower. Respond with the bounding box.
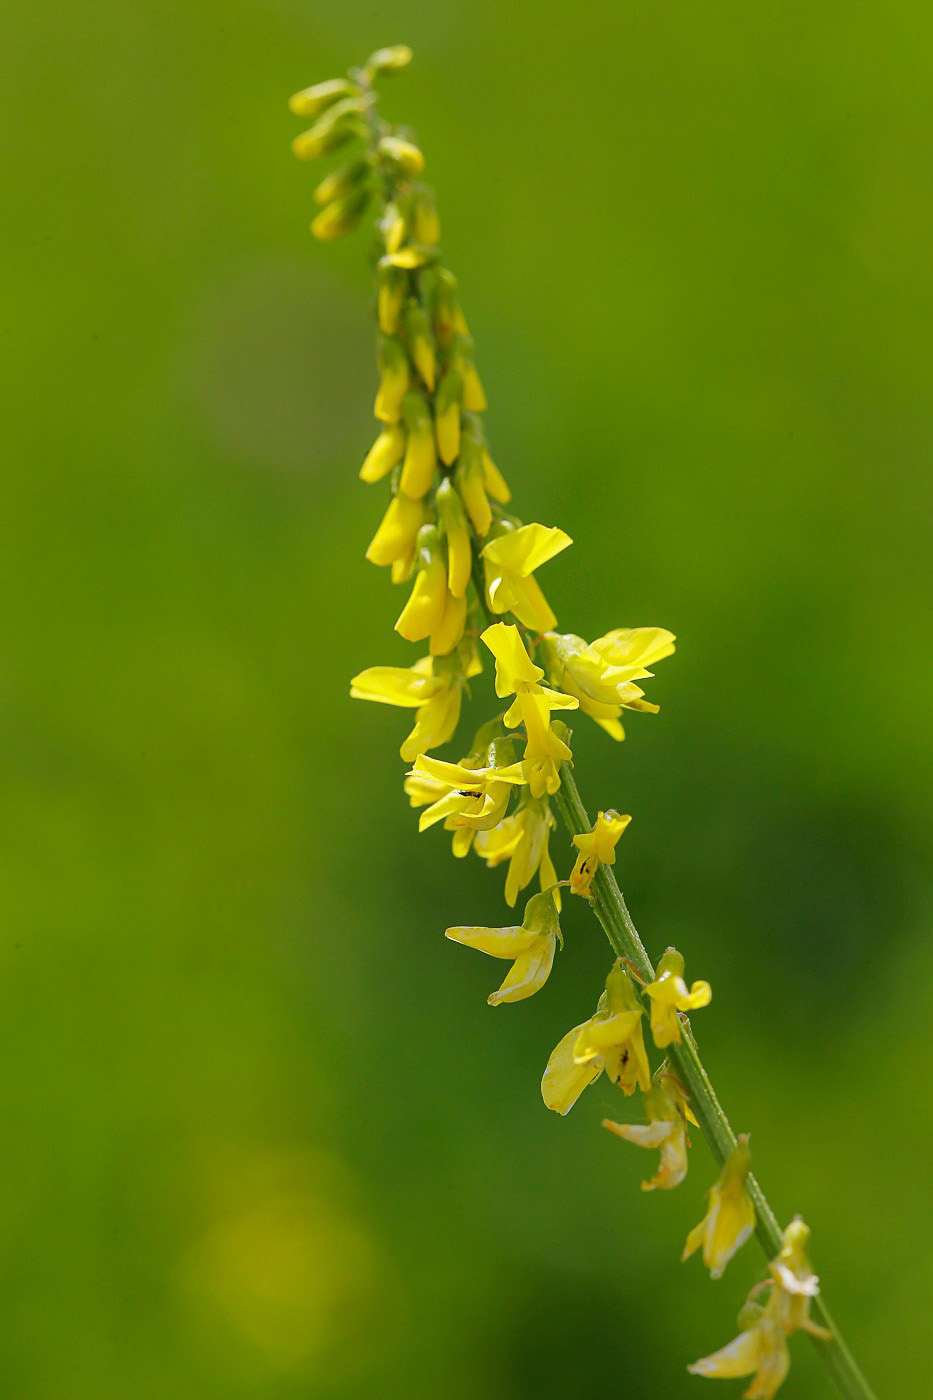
[474,796,560,908]
[570,809,632,897]
[407,741,527,835]
[602,1070,696,1191]
[540,626,675,739]
[481,523,572,632]
[446,889,561,1006]
[688,1303,790,1400]
[395,524,467,656]
[644,947,712,1048]
[767,1218,831,1340]
[542,960,651,1115]
[350,646,481,762]
[683,1134,755,1279]
[480,623,577,796]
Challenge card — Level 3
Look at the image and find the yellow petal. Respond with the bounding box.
[487,934,555,1005]
[541,1024,603,1115]
[445,924,537,958]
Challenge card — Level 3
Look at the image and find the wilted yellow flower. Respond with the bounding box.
[683,1134,755,1279]
[644,947,712,1048]
[689,1304,790,1400]
[446,889,561,1005]
[603,1071,695,1191]
[542,960,651,1115]
[474,796,559,908]
[570,809,632,896]
[541,627,675,739]
[767,1218,831,1339]
[350,647,480,762]
[481,523,572,632]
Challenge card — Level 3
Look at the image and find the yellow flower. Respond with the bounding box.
[479,623,577,796]
[435,478,472,598]
[517,693,573,798]
[350,647,481,762]
[767,1218,830,1340]
[541,627,675,740]
[407,744,527,835]
[395,525,467,656]
[644,947,711,1048]
[474,796,559,908]
[481,523,572,632]
[542,960,651,1115]
[689,1305,790,1400]
[446,889,561,1006]
[603,1071,695,1191]
[570,809,632,897]
[359,422,405,483]
[374,336,410,422]
[433,367,463,465]
[398,390,437,499]
[403,299,436,391]
[683,1134,755,1278]
[365,491,426,581]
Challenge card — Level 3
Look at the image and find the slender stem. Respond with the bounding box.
[553,763,877,1400]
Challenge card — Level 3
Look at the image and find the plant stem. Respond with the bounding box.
[552,763,877,1400]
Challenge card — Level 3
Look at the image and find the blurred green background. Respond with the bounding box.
[3,1,931,1395]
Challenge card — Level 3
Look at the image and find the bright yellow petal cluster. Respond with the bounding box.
[480,622,577,798]
[683,1134,755,1279]
[407,744,527,836]
[644,947,712,1047]
[570,809,632,897]
[446,890,561,1005]
[481,523,572,632]
[541,627,675,739]
[602,1070,696,1191]
[542,960,651,1115]
[350,647,480,762]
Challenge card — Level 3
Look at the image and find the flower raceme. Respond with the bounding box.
[542,960,651,1115]
[296,53,858,1400]
[644,947,712,1048]
[446,889,562,1005]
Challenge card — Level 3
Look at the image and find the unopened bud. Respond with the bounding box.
[436,478,472,598]
[313,157,371,206]
[411,186,440,246]
[310,187,370,241]
[378,135,425,176]
[433,367,463,465]
[398,390,437,498]
[291,98,367,160]
[360,423,405,483]
[374,337,410,423]
[363,45,413,77]
[376,264,407,334]
[289,77,361,118]
[403,299,436,391]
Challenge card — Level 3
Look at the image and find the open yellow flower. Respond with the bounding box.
[602,1071,696,1191]
[542,961,651,1115]
[481,522,572,632]
[407,743,527,834]
[570,809,632,896]
[480,623,577,795]
[644,947,712,1048]
[350,647,481,762]
[474,796,559,908]
[446,890,561,1006]
[689,1304,790,1400]
[541,626,675,739]
[683,1134,755,1279]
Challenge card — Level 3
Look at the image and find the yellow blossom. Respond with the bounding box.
[446,889,561,1006]
[541,627,675,739]
[435,478,472,598]
[481,523,572,632]
[395,525,467,656]
[398,390,437,499]
[689,1304,790,1400]
[644,947,712,1048]
[408,744,528,835]
[683,1134,755,1279]
[480,622,577,722]
[364,490,426,579]
[376,263,406,334]
[474,796,559,908]
[542,960,651,1115]
[374,336,410,422]
[518,694,573,797]
[603,1071,695,1191]
[360,423,405,483]
[403,299,436,391]
[350,647,480,762]
[433,367,463,466]
[570,809,632,897]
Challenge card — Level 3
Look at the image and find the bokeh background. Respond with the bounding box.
[3,1,932,1395]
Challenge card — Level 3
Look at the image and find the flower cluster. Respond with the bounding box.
[291,49,838,1399]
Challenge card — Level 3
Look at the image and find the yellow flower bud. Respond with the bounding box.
[288,77,360,118]
[378,135,425,176]
[291,98,367,160]
[363,45,413,77]
[398,390,437,498]
[360,423,405,483]
[454,433,491,536]
[683,1134,755,1278]
[395,526,467,656]
[482,448,510,503]
[403,299,436,391]
[379,202,406,254]
[312,157,371,205]
[436,478,472,598]
[434,368,463,465]
[411,186,440,245]
[365,491,425,569]
[374,336,410,423]
[310,188,370,241]
[429,267,463,347]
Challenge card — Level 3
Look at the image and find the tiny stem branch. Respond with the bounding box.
[552,763,877,1400]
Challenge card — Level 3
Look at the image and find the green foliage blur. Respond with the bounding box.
[3,1,931,1395]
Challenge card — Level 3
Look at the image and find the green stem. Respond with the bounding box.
[552,764,877,1400]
